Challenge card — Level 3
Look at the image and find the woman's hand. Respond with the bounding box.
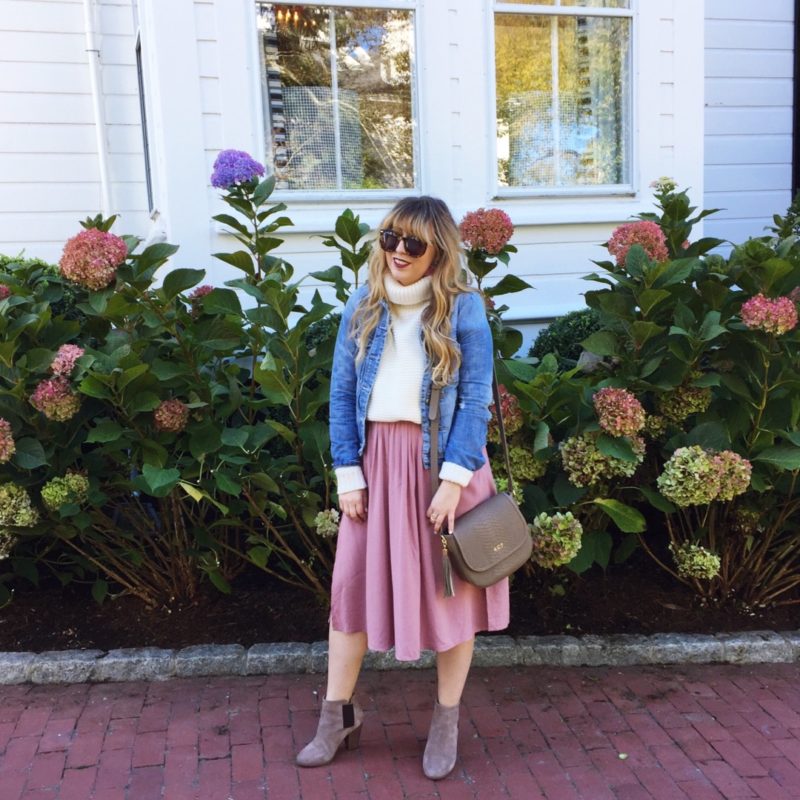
[426,480,462,535]
[339,488,368,522]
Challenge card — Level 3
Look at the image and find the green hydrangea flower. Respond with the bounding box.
[494,475,524,505]
[530,512,583,569]
[0,529,13,560]
[670,541,721,580]
[656,382,711,424]
[560,432,644,487]
[643,414,668,440]
[657,446,719,507]
[492,446,546,485]
[0,483,40,528]
[41,473,90,512]
[313,508,340,538]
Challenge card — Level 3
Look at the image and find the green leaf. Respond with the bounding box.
[567,530,612,574]
[592,498,646,533]
[91,579,109,605]
[162,268,205,301]
[631,321,665,348]
[208,570,232,594]
[638,289,671,316]
[484,275,532,297]
[189,422,222,458]
[613,535,639,564]
[202,288,243,316]
[118,364,149,390]
[12,438,48,469]
[127,392,161,414]
[213,251,255,275]
[596,434,639,463]
[753,446,800,471]
[698,310,727,342]
[253,174,277,205]
[686,422,731,451]
[221,428,248,448]
[150,360,191,381]
[638,486,677,513]
[533,421,550,455]
[141,464,181,494]
[553,473,586,507]
[79,375,113,400]
[214,470,242,495]
[247,546,271,569]
[86,419,124,443]
[581,331,618,357]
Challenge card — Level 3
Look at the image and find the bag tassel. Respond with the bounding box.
[441,535,455,598]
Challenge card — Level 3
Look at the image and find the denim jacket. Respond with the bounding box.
[329,283,494,477]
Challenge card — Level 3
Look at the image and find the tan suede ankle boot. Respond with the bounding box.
[296,696,364,767]
[422,701,460,780]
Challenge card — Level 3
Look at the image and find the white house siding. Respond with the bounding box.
[704,0,795,247]
[0,0,148,264]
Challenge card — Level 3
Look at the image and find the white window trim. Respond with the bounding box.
[488,1,636,201]
[254,0,423,201]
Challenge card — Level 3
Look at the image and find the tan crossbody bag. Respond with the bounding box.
[429,371,532,597]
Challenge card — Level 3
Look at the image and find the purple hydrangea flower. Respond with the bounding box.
[210,150,265,189]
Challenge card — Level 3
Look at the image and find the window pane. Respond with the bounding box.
[561,0,630,8]
[257,4,415,191]
[495,13,631,188]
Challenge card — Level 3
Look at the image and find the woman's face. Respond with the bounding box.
[382,225,437,286]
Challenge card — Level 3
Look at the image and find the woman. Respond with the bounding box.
[296,196,510,779]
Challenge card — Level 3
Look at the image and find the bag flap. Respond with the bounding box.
[451,493,530,573]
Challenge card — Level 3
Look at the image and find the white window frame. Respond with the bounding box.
[256,0,423,202]
[489,1,636,200]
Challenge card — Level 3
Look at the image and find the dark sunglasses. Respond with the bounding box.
[379,229,429,258]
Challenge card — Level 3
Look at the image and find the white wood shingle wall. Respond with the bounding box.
[0,0,148,264]
[704,0,795,246]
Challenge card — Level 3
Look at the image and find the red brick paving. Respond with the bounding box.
[1,664,800,798]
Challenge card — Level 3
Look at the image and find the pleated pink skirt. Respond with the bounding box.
[329,420,510,661]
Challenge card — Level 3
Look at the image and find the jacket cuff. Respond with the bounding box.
[439,461,474,488]
[335,465,367,494]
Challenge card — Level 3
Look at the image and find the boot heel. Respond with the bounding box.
[345,724,362,750]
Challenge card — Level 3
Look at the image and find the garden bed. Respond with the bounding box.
[1,550,796,654]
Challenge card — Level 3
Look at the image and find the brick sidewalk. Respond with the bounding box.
[1,664,800,799]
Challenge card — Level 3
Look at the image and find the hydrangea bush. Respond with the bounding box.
[551,179,800,606]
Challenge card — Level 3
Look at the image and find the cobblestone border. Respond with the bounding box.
[1,630,798,685]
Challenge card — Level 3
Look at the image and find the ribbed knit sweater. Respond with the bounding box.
[334,273,474,494]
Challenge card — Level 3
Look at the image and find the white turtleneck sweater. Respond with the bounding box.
[334,273,474,494]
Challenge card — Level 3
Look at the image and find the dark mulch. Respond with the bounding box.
[1,549,797,653]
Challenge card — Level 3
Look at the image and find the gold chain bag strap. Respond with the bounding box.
[429,370,531,597]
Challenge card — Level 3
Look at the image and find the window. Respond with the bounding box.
[256,3,417,193]
[494,1,632,193]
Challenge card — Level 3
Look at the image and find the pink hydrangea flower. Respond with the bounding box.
[487,384,523,444]
[740,294,798,335]
[154,399,189,433]
[59,228,128,291]
[0,418,15,463]
[0,285,10,300]
[711,451,752,501]
[789,286,800,304]
[607,221,669,266]
[50,344,85,377]
[593,387,646,437]
[30,377,81,422]
[188,285,214,301]
[459,208,514,255]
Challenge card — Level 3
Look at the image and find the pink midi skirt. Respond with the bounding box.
[329,420,510,661]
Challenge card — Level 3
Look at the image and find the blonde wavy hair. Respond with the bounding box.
[350,196,476,387]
